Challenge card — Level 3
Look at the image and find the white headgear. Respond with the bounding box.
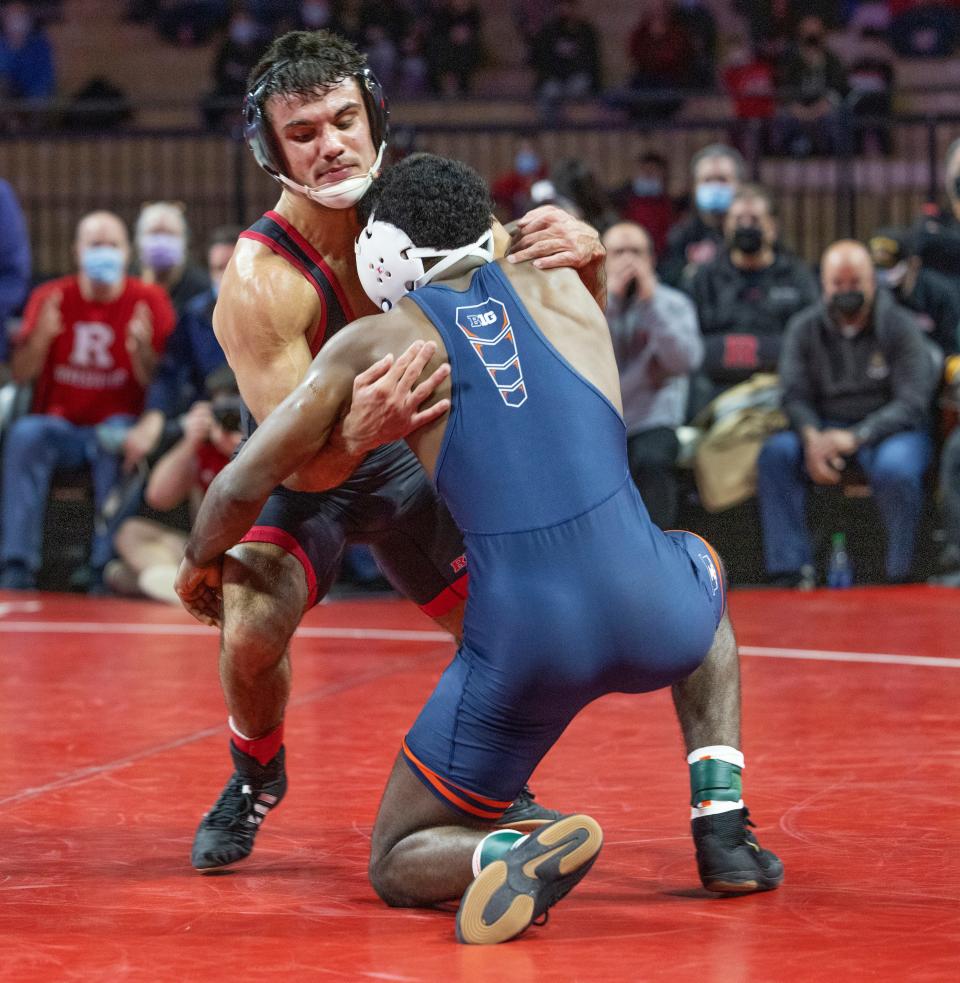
[276,143,386,210]
[355,213,495,311]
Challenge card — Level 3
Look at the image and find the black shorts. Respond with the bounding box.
[238,441,468,615]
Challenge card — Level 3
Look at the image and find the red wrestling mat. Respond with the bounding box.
[0,586,957,982]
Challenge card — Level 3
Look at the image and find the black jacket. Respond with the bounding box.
[658,213,724,289]
[890,268,960,357]
[690,249,819,384]
[913,208,960,299]
[778,290,937,446]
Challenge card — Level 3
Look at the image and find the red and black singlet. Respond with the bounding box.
[238,210,357,435]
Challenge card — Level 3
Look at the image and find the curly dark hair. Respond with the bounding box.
[363,154,492,250]
[247,30,367,104]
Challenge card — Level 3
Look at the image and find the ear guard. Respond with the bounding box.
[356,214,495,312]
[242,60,389,183]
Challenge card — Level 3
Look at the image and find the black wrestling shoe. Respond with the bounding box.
[456,814,603,945]
[191,743,287,871]
[692,807,784,894]
[496,785,566,831]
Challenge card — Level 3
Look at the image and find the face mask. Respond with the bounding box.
[830,290,867,319]
[632,176,663,198]
[732,226,763,254]
[876,260,908,289]
[277,142,386,210]
[696,182,734,214]
[140,232,185,271]
[953,175,960,200]
[82,245,126,286]
[514,151,541,176]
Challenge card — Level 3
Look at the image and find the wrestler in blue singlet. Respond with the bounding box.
[400,261,726,819]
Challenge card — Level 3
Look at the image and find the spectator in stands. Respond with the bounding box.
[773,14,849,157]
[288,1,345,34]
[736,0,797,64]
[611,152,677,256]
[723,35,776,121]
[889,0,960,57]
[869,227,960,357]
[524,175,581,218]
[0,177,30,372]
[912,137,960,300]
[426,0,482,97]
[548,157,617,231]
[660,143,746,289]
[530,0,601,119]
[491,136,549,222]
[351,1,409,87]
[929,359,960,584]
[106,365,242,603]
[393,18,430,98]
[246,1,299,31]
[155,1,230,46]
[202,6,269,132]
[511,0,552,59]
[0,1,55,105]
[133,201,210,316]
[689,184,819,413]
[123,224,239,471]
[673,0,717,89]
[626,0,696,120]
[603,220,703,528]
[845,25,896,156]
[721,36,776,159]
[757,240,936,586]
[0,211,175,591]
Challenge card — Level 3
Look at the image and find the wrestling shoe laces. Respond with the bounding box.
[191,744,287,871]
[692,806,784,894]
[497,785,566,831]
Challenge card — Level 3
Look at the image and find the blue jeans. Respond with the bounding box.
[1,413,134,577]
[757,428,932,580]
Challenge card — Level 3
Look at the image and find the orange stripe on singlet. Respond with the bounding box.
[401,739,512,819]
[667,529,727,618]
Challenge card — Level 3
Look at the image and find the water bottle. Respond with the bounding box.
[826,532,854,589]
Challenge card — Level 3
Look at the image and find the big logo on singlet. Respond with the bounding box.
[455,297,527,408]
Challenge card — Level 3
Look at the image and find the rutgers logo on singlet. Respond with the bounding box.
[455,297,527,408]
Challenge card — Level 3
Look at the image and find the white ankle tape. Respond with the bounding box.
[687,745,744,769]
[691,799,744,819]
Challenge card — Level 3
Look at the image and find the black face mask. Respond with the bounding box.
[830,290,867,318]
[954,175,960,200]
[732,226,764,255]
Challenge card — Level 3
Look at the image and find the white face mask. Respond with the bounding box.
[277,143,386,210]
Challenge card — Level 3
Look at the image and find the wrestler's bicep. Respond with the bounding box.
[213,274,317,424]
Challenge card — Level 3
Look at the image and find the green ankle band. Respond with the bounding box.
[472,829,526,877]
[689,758,743,806]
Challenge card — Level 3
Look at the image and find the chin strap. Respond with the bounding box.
[411,228,496,289]
[277,143,386,210]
